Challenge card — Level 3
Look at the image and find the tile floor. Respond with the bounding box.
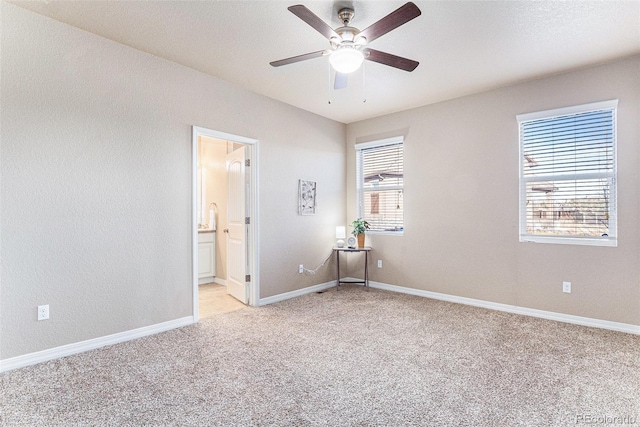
[198,282,247,319]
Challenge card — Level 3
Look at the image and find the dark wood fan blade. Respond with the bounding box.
[288,5,340,40]
[364,48,419,71]
[334,72,348,90]
[270,50,327,67]
[357,2,421,44]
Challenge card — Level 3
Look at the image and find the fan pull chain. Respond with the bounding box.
[327,62,333,104]
[362,61,367,104]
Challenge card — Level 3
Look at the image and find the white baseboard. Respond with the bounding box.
[368,280,640,335]
[5,280,636,373]
[258,280,336,306]
[198,277,225,286]
[0,316,194,373]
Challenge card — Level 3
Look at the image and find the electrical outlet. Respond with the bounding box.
[38,304,49,321]
[377,260,382,268]
[563,281,571,293]
[298,264,304,274]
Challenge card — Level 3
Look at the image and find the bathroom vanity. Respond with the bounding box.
[198,230,216,284]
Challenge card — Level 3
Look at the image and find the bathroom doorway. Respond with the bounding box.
[191,126,259,321]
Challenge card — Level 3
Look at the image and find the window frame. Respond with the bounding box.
[355,136,404,235]
[517,100,618,247]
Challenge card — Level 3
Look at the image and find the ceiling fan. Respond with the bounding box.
[270,2,421,89]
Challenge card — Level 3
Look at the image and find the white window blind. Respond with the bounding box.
[517,100,617,246]
[356,137,404,233]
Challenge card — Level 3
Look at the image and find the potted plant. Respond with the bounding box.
[351,218,370,248]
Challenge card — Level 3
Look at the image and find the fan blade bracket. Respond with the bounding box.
[354,35,367,46]
[330,36,342,49]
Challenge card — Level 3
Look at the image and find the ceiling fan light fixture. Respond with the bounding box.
[329,47,364,74]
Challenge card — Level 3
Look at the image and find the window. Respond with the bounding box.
[517,100,617,246]
[355,137,404,233]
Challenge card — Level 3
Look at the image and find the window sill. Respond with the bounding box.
[367,231,404,236]
[520,235,617,247]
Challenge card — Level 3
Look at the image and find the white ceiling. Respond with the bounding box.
[11,1,640,124]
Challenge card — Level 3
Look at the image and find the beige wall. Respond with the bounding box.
[2,3,636,365]
[0,4,346,360]
[346,56,640,326]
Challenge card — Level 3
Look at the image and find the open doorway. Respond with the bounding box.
[192,126,259,322]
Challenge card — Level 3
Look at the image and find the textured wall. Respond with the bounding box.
[0,4,346,359]
[346,56,640,326]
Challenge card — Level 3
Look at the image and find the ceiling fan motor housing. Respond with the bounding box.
[334,8,366,45]
[338,8,354,25]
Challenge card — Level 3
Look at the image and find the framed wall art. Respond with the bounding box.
[298,179,317,215]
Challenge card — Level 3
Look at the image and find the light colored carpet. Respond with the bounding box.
[2,285,639,426]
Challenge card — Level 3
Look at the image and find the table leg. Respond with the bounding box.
[336,250,340,290]
[364,251,369,290]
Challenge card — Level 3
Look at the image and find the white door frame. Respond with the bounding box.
[191,126,260,321]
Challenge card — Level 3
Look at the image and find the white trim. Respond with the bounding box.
[258,280,336,306]
[364,184,404,192]
[249,141,260,307]
[368,281,639,335]
[0,316,194,373]
[516,99,618,122]
[192,126,260,321]
[367,230,404,236]
[355,136,404,233]
[517,102,618,247]
[354,136,403,151]
[197,278,227,286]
[193,127,257,145]
[520,235,617,247]
[212,277,227,286]
[192,128,199,321]
[6,280,636,372]
[522,172,614,183]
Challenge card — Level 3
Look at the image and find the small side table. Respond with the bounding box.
[333,246,372,289]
